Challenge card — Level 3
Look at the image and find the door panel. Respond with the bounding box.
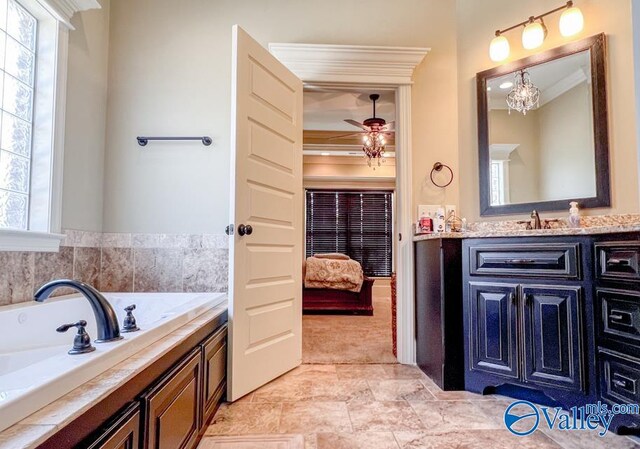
[469,282,519,378]
[228,25,303,401]
[522,285,583,391]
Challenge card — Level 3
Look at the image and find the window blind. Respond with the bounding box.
[305,190,393,277]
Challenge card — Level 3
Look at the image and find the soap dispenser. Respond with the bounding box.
[568,201,580,228]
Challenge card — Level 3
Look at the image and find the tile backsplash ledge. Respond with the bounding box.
[0,230,228,306]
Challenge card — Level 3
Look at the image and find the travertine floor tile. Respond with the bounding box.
[315,432,400,449]
[368,380,436,401]
[379,364,426,380]
[253,379,373,403]
[335,364,387,380]
[408,400,502,432]
[393,429,562,449]
[197,434,304,449]
[348,400,425,432]
[206,403,282,435]
[279,402,352,433]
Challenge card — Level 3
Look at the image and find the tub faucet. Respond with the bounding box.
[34,279,122,343]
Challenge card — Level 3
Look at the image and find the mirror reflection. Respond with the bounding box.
[486,50,595,206]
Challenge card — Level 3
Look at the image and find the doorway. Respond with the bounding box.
[301,88,397,363]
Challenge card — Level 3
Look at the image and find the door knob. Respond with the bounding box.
[238,224,253,236]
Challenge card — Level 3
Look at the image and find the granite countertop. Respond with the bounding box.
[413,223,640,242]
[0,299,228,449]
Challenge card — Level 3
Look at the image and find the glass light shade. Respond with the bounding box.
[559,6,584,37]
[489,35,510,62]
[522,22,546,50]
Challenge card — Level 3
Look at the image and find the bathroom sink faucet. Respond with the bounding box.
[34,280,122,343]
[531,210,542,230]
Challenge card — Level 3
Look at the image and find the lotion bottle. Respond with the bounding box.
[568,202,580,228]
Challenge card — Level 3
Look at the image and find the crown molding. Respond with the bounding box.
[41,0,101,29]
[268,43,430,85]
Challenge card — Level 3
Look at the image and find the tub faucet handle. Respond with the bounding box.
[122,304,140,333]
[56,320,96,355]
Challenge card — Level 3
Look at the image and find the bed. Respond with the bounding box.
[302,254,374,315]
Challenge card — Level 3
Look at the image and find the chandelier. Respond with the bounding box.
[506,70,540,115]
[362,131,386,167]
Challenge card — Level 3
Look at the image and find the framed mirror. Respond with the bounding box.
[477,33,610,216]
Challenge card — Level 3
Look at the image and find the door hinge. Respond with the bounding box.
[225,224,234,236]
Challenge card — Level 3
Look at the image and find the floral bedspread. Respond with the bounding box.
[304,256,364,292]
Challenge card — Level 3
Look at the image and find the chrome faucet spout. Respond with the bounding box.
[34,279,122,343]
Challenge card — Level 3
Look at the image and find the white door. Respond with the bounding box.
[227,25,304,401]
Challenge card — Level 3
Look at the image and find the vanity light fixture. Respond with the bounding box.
[320,152,331,156]
[488,1,584,62]
[499,81,513,89]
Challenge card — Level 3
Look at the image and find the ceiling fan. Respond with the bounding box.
[341,93,395,137]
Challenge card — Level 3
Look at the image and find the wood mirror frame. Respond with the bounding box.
[477,33,610,216]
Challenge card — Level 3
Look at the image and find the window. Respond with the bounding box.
[490,160,507,206]
[305,190,393,277]
[0,0,37,230]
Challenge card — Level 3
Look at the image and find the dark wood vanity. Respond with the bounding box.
[37,311,228,449]
[415,232,640,434]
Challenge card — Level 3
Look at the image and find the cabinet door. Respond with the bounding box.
[201,325,227,427]
[522,285,583,391]
[468,282,519,378]
[143,349,201,449]
[85,403,140,449]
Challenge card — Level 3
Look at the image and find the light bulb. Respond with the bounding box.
[489,34,510,62]
[559,6,584,37]
[522,20,547,50]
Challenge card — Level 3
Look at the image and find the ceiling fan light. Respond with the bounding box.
[559,6,584,37]
[522,19,547,50]
[489,34,510,62]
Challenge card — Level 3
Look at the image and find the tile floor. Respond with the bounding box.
[201,364,640,448]
[200,296,640,448]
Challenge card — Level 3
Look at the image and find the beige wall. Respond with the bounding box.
[457,0,639,221]
[61,2,111,232]
[539,82,596,200]
[102,0,458,233]
[489,109,541,203]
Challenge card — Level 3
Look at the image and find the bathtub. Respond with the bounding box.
[0,292,227,433]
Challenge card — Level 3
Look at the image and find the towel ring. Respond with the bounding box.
[430,162,453,188]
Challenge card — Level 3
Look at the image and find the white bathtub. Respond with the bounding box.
[0,292,227,433]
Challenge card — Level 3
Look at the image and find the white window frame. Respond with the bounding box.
[0,0,100,251]
[489,143,519,207]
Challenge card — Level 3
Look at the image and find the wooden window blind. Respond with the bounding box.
[305,190,393,277]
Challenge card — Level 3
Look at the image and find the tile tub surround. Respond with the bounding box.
[0,230,229,306]
[413,213,640,241]
[205,364,640,449]
[0,302,228,449]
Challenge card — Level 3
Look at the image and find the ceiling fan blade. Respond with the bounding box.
[327,132,364,140]
[344,119,370,131]
[381,121,395,131]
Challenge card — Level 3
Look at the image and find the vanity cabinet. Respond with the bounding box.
[463,237,596,409]
[593,236,640,433]
[414,238,464,390]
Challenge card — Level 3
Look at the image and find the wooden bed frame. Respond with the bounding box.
[303,278,374,315]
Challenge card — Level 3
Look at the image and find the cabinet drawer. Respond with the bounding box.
[201,325,227,426]
[596,242,640,282]
[597,288,640,349]
[142,349,201,449]
[599,350,640,405]
[469,243,580,279]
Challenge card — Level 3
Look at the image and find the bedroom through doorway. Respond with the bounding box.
[301,88,397,364]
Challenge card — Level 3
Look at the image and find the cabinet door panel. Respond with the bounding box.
[85,404,140,449]
[522,285,583,391]
[469,283,519,378]
[143,349,201,449]
[202,325,227,427]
